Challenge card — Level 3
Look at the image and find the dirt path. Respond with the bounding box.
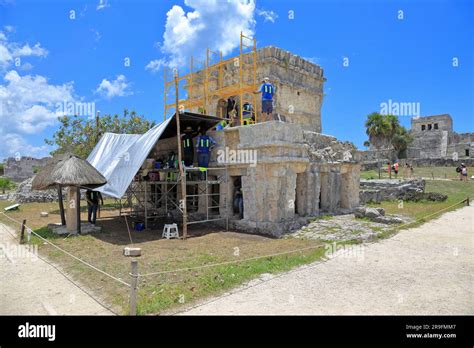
[0,223,112,315]
[182,205,474,315]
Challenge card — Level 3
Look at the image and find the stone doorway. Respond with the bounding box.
[231,176,243,219]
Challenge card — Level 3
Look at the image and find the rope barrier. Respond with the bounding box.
[0,196,470,316]
[138,197,470,278]
[388,197,470,232]
[0,212,131,287]
[138,244,323,277]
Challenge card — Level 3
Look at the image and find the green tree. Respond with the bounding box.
[0,177,15,194]
[364,112,392,150]
[392,126,412,158]
[45,109,156,158]
[364,112,412,177]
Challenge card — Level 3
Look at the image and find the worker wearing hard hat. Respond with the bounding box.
[254,77,276,122]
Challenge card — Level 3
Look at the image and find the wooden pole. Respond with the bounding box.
[76,187,81,234]
[95,111,100,144]
[129,259,138,315]
[58,186,66,226]
[20,219,26,244]
[174,70,188,240]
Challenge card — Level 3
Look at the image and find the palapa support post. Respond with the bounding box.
[466,197,470,206]
[129,259,138,316]
[19,219,26,244]
[57,185,66,226]
[76,186,81,234]
[174,69,188,240]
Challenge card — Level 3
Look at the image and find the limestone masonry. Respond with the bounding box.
[181,47,360,236]
[408,114,473,160]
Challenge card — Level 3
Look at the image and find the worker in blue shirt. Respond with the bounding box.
[196,132,216,170]
[254,77,276,122]
[242,102,254,125]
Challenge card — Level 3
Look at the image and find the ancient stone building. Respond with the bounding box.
[209,122,360,236]
[174,47,359,236]
[3,156,49,182]
[184,46,325,133]
[408,114,473,160]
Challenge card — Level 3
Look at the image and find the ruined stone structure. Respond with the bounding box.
[360,114,473,169]
[3,156,49,182]
[150,47,359,236]
[185,46,325,133]
[208,122,360,236]
[408,114,473,160]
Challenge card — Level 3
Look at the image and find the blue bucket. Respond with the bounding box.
[134,223,145,231]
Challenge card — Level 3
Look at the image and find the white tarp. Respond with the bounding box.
[87,118,172,198]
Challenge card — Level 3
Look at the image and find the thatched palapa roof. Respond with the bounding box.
[32,153,107,190]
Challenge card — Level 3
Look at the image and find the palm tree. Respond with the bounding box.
[365,112,392,178]
[392,126,412,158]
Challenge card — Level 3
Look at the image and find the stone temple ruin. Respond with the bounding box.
[158,46,361,237]
[408,114,473,161]
[361,114,474,168]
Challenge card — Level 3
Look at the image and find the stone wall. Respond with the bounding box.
[184,46,325,133]
[213,121,360,237]
[3,156,50,182]
[407,114,473,160]
[411,114,453,133]
[361,114,473,165]
[359,179,425,204]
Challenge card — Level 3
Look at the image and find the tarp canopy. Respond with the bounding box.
[87,112,224,198]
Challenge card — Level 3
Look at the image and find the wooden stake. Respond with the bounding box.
[129,259,138,315]
[76,186,81,234]
[174,70,188,240]
[20,219,26,244]
[58,185,66,226]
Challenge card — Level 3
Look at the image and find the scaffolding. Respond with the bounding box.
[122,167,229,232]
[164,31,258,125]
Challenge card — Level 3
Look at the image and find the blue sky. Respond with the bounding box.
[0,0,473,160]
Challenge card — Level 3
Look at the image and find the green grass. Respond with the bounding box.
[137,246,326,314]
[309,215,333,222]
[366,180,473,239]
[361,166,474,180]
[1,174,471,315]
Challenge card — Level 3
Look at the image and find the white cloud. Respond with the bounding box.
[0,32,84,160]
[96,0,110,11]
[1,70,76,134]
[91,29,101,42]
[0,32,48,69]
[0,133,52,159]
[95,75,132,98]
[161,0,256,67]
[145,58,166,73]
[257,9,278,23]
[0,70,78,159]
[4,25,15,33]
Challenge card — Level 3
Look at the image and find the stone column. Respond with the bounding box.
[296,166,321,216]
[66,186,78,233]
[320,172,330,212]
[340,165,360,209]
[243,163,297,223]
[328,170,342,212]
